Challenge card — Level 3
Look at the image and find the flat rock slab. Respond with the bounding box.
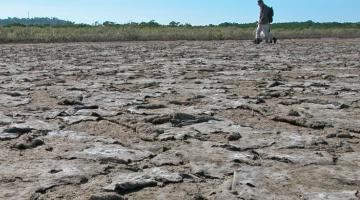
[0,131,21,140]
[215,164,360,200]
[104,168,183,193]
[0,113,14,125]
[82,91,161,109]
[9,120,60,131]
[0,159,107,200]
[214,166,294,200]
[187,120,251,135]
[303,191,358,200]
[257,149,334,165]
[169,140,256,178]
[337,152,360,167]
[61,116,99,125]
[157,127,200,141]
[150,150,184,166]
[273,132,326,149]
[46,130,96,142]
[46,131,153,163]
[82,145,154,164]
[157,119,251,141]
[0,122,47,140]
[75,109,119,117]
[0,93,31,107]
[225,131,325,151]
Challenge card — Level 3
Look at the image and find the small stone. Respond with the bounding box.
[31,139,45,148]
[49,169,63,174]
[136,104,166,109]
[157,182,165,187]
[227,132,242,141]
[193,194,207,200]
[58,98,83,106]
[75,105,99,110]
[162,113,215,127]
[255,97,265,104]
[89,193,124,200]
[0,132,21,141]
[267,81,284,88]
[288,110,301,117]
[326,133,337,138]
[337,133,354,139]
[14,143,31,150]
[145,115,171,125]
[4,127,32,134]
[309,120,330,129]
[46,146,54,151]
[13,138,44,150]
[339,104,350,109]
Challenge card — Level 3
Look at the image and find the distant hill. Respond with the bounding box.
[0,17,75,26]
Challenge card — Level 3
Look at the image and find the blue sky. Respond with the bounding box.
[0,0,359,25]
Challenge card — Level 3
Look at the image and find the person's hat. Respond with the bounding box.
[258,0,264,3]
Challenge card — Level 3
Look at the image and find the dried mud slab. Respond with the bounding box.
[1,39,360,200]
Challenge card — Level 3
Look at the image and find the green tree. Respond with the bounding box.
[169,21,180,27]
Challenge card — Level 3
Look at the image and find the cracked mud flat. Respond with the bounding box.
[1,39,360,200]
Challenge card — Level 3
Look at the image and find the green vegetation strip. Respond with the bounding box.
[1,21,359,43]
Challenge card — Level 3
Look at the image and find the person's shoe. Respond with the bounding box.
[273,37,278,44]
[254,38,261,44]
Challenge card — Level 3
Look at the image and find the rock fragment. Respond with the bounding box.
[13,139,45,150]
[150,151,184,166]
[89,193,124,200]
[104,168,183,193]
[82,145,154,164]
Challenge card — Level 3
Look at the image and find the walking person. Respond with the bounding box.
[254,0,277,44]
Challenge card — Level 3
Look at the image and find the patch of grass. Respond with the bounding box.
[0,22,359,43]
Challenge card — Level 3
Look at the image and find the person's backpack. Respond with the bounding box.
[268,7,274,23]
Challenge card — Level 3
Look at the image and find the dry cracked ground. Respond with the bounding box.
[1,39,360,200]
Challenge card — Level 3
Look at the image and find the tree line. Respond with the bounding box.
[1,17,359,29]
[0,17,74,26]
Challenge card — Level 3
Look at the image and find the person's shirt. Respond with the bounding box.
[259,4,270,24]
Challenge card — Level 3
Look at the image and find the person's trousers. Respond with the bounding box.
[256,23,273,42]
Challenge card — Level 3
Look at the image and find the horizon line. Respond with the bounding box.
[1,16,359,25]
